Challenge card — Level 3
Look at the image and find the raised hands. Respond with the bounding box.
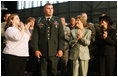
[103,31,108,39]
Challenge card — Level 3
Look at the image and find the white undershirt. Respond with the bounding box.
[3,26,30,57]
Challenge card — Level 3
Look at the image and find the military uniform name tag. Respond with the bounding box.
[53,21,59,28]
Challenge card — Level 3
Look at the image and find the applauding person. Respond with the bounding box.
[3,14,31,76]
[69,15,91,76]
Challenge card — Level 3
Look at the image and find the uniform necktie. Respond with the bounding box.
[47,18,50,25]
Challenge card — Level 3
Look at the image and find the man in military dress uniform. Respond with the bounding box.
[32,3,64,76]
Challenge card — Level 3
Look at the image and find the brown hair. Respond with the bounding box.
[44,3,52,8]
[26,17,35,24]
[76,15,86,27]
[6,14,19,27]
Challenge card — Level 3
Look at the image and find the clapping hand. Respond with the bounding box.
[78,29,82,38]
[25,23,30,30]
[56,50,63,57]
[19,22,24,30]
[103,31,108,39]
[75,29,82,42]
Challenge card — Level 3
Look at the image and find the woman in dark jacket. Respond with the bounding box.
[96,15,116,76]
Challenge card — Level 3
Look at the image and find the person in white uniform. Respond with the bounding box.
[3,14,31,76]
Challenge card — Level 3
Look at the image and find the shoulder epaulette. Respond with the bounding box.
[37,17,42,24]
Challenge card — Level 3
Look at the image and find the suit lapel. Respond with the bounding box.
[82,28,88,38]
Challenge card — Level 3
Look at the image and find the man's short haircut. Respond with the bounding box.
[44,3,52,8]
[4,13,11,17]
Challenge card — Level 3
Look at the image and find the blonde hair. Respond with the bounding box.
[76,15,86,27]
[6,14,19,27]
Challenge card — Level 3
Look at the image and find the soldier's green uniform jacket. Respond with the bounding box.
[32,16,65,57]
[1,22,7,37]
[85,23,96,43]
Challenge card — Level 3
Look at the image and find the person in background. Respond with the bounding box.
[1,13,11,75]
[60,17,70,75]
[25,17,37,75]
[69,15,91,76]
[32,3,64,76]
[3,14,31,76]
[26,17,35,38]
[26,17,35,48]
[68,17,77,30]
[1,13,11,37]
[1,13,11,52]
[81,12,95,43]
[95,15,116,76]
[81,12,96,75]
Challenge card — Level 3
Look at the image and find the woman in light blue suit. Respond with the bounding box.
[69,15,91,76]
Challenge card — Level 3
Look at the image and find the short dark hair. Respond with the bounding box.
[70,17,75,19]
[4,13,10,17]
[44,3,52,8]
